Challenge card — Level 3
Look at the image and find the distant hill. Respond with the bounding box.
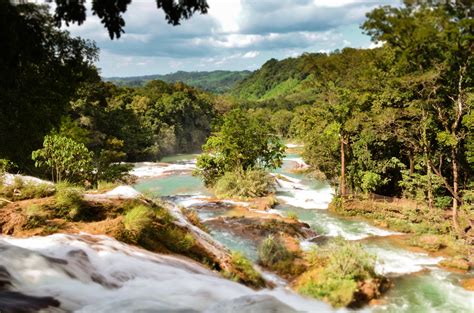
[230,48,380,104]
[105,70,252,93]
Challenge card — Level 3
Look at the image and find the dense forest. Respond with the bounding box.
[106,70,252,93]
[229,1,473,235]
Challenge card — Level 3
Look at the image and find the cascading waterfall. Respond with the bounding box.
[0,234,334,313]
[4,153,471,312]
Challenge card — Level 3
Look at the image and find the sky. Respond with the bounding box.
[59,0,400,77]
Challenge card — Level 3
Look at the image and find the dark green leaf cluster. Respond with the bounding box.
[195,110,285,187]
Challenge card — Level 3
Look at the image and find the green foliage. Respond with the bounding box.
[213,169,275,199]
[54,182,84,220]
[0,177,55,201]
[360,171,382,194]
[297,239,378,307]
[124,205,154,234]
[258,235,292,267]
[0,2,99,168]
[0,159,13,175]
[181,207,208,232]
[226,251,265,289]
[286,211,298,221]
[32,135,94,183]
[195,109,285,187]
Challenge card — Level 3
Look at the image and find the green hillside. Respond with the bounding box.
[106,70,252,93]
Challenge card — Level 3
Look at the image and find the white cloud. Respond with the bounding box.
[242,51,260,58]
[58,0,398,76]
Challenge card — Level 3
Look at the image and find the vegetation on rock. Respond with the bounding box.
[295,239,386,308]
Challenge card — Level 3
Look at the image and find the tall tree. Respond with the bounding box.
[0,1,99,168]
[363,0,473,232]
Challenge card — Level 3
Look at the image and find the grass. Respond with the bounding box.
[96,180,120,192]
[258,235,305,278]
[180,207,208,232]
[123,204,154,234]
[0,177,55,201]
[54,182,84,220]
[224,251,265,289]
[330,196,454,235]
[295,239,381,308]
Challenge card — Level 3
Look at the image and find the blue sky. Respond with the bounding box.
[61,0,400,77]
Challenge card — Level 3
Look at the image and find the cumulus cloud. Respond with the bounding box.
[59,0,399,76]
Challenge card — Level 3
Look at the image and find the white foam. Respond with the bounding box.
[324,222,399,241]
[2,173,53,186]
[274,174,333,209]
[367,245,444,275]
[104,186,142,199]
[284,156,309,169]
[131,162,196,178]
[0,234,333,312]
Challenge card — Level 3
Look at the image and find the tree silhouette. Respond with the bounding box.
[49,0,209,39]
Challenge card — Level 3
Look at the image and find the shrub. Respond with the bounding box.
[225,251,265,289]
[258,235,292,267]
[32,135,94,183]
[181,207,208,232]
[123,204,154,234]
[296,239,379,308]
[214,169,275,199]
[258,235,305,278]
[54,182,84,220]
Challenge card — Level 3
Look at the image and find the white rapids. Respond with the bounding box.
[0,233,338,313]
[274,174,333,209]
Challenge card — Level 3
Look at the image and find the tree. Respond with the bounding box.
[0,1,99,168]
[47,0,209,39]
[32,135,93,183]
[363,0,473,233]
[195,110,285,186]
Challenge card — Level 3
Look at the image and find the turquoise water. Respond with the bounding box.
[135,173,209,197]
[134,153,474,312]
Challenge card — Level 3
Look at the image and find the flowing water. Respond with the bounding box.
[133,153,474,312]
[2,153,473,312]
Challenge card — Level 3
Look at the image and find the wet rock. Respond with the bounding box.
[205,216,317,243]
[439,257,470,271]
[413,234,444,252]
[460,278,474,291]
[0,291,60,313]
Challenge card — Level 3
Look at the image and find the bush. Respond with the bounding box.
[258,235,305,278]
[123,204,154,234]
[296,239,379,308]
[181,207,208,232]
[54,182,84,220]
[214,169,275,199]
[32,135,93,183]
[258,235,292,267]
[225,251,265,289]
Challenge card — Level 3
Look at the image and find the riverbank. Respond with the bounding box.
[329,196,474,270]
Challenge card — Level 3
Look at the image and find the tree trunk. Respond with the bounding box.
[452,147,461,234]
[340,136,346,196]
[409,151,414,176]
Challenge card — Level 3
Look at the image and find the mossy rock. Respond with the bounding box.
[439,257,470,271]
[411,234,445,252]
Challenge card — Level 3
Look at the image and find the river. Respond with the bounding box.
[1,153,472,312]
